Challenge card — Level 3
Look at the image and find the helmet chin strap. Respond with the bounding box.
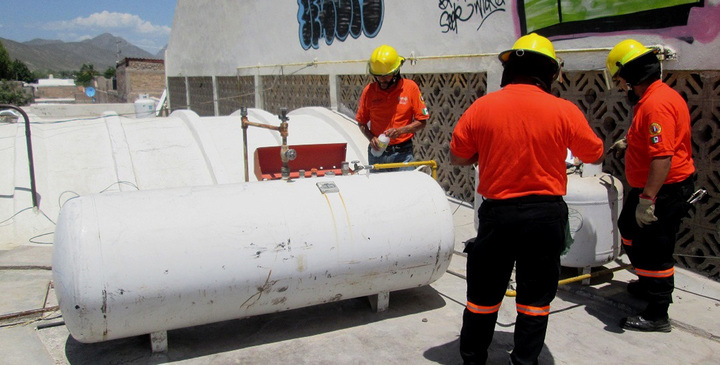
[626,87,640,105]
[375,72,401,90]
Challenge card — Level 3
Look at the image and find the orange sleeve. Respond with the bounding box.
[566,104,604,163]
[450,104,478,159]
[411,83,430,122]
[355,85,371,125]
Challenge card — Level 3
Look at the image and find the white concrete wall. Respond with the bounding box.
[166,0,720,92]
[23,103,136,119]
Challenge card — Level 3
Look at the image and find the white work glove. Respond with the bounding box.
[608,137,627,159]
[635,195,658,227]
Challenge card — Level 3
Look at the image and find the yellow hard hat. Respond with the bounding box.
[369,45,405,76]
[498,33,558,66]
[606,39,657,77]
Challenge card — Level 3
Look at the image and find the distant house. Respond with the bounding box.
[114,58,166,103]
[30,76,78,104]
[28,59,166,105]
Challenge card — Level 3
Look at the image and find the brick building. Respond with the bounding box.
[32,76,77,103]
[115,58,165,103]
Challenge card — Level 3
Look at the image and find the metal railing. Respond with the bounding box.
[0,104,38,208]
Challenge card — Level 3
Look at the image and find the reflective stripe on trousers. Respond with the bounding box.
[517,304,551,316]
[466,301,501,314]
[635,267,675,278]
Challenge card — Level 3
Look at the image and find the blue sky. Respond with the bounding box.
[0,0,177,53]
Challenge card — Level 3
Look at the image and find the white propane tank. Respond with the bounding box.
[134,94,156,118]
[53,171,455,343]
[561,164,624,268]
[473,163,623,268]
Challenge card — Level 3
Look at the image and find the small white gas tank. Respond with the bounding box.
[53,171,455,343]
[134,94,156,118]
[472,163,623,268]
[562,164,624,268]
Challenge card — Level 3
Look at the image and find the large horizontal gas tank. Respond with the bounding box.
[52,171,454,343]
[473,164,623,268]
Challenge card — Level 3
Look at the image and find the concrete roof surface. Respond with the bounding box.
[1,199,719,365]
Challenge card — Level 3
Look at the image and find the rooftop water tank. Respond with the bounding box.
[53,171,455,343]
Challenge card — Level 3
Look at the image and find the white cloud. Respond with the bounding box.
[135,38,165,51]
[46,11,171,36]
[54,33,93,42]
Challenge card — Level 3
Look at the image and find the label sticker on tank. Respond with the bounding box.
[316,181,339,194]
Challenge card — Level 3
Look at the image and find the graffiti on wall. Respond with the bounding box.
[298,0,384,50]
[438,0,507,33]
[517,0,705,38]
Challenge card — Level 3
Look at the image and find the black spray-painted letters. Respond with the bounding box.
[438,0,506,33]
[298,0,384,50]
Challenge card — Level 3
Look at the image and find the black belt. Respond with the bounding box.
[631,176,694,194]
[483,195,563,204]
[385,139,413,153]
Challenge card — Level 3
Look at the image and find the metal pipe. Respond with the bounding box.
[278,108,290,180]
[235,45,659,73]
[241,107,250,182]
[504,264,633,297]
[240,107,290,181]
[0,305,59,321]
[372,160,438,180]
[0,104,38,208]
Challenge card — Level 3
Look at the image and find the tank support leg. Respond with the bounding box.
[580,267,591,285]
[150,330,168,352]
[368,291,389,312]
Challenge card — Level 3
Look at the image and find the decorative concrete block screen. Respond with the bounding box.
[555,70,719,279]
[167,77,187,113]
[338,73,487,202]
[237,76,256,112]
[260,74,330,116]
[216,76,242,116]
[664,71,720,279]
[187,77,215,116]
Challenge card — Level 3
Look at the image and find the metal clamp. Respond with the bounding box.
[687,188,708,205]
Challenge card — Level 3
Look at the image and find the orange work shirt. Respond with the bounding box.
[625,80,695,188]
[356,78,429,145]
[450,84,604,199]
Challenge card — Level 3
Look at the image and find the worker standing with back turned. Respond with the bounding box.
[450,33,604,365]
[606,39,695,333]
[356,44,429,171]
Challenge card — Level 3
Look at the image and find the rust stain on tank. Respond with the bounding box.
[337,193,354,241]
[322,194,340,245]
[101,289,108,340]
[238,270,277,309]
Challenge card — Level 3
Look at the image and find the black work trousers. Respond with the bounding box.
[618,178,694,319]
[460,196,567,365]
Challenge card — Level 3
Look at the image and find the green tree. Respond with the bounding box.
[0,80,32,105]
[75,63,98,87]
[103,67,116,79]
[58,70,75,79]
[11,59,36,83]
[33,69,49,80]
[0,41,12,80]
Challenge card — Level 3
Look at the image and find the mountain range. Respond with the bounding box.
[1,33,166,73]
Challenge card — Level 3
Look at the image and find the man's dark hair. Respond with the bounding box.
[500,52,559,92]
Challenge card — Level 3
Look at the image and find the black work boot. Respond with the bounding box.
[621,315,671,333]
